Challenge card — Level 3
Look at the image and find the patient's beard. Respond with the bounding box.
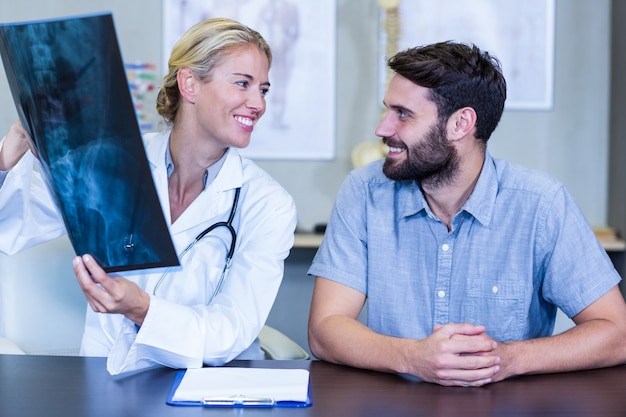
[383,120,459,189]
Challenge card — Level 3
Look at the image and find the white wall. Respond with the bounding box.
[0,0,612,231]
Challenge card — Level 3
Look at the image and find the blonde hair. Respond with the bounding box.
[156,18,272,125]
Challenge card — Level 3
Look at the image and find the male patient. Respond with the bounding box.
[307,41,626,387]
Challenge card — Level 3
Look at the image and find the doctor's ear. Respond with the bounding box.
[177,68,197,102]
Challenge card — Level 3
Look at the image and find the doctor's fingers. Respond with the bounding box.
[8,121,36,152]
[71,257,108,311]
[73,255,106,287]
[83,293,110,314]
[72,255,120,304]
[75,273,129,314]
[73,256,93,288]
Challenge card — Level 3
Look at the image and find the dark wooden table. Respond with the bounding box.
[1,354,625,416]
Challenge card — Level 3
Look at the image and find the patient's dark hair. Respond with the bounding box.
[388,41,507,143]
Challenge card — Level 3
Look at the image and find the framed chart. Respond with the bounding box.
[163,0,337,159]
[380,0,555,110]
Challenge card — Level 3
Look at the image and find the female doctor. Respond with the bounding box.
[0,18,297,375]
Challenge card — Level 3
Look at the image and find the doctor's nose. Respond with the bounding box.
[246,92,266,116]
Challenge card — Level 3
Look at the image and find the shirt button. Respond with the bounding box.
[492,286,498,294]
[437,290,446,298]
[441,244,449,251]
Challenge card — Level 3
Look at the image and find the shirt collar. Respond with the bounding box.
[164,141,228,189]
[401,150,498,228]
[457,150,498,227]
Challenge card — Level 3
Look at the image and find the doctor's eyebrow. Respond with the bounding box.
[232,72,271,88]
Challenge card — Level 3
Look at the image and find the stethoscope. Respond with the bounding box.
[152,187,241,303]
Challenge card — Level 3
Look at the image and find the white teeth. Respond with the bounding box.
[235,116,253,126]
[388,147,405,153]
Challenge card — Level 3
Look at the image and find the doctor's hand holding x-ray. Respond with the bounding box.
[73,254,151,325]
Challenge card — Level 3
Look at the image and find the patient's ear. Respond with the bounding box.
[446,107,477,141]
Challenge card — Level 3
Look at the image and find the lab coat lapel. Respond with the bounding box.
[145,131,174,226]
[167,148,243,236]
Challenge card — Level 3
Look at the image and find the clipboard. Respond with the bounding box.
[166,368,313,408]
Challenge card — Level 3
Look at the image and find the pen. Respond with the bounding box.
[201,395,276,407]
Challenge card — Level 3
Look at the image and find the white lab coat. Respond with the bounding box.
[0,130,297,374]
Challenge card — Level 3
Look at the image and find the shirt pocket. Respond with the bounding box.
[463,279,525,342]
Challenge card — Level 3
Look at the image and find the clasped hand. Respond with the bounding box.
[413,323,503,387]
[73,254,150,326]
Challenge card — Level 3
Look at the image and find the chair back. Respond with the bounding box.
[0,237,85,355]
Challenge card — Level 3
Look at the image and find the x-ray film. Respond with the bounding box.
[0,12,179,272]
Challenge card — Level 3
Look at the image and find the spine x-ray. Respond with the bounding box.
[0,12,179,272]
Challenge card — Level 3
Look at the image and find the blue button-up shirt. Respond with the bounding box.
[308,151,620,342]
